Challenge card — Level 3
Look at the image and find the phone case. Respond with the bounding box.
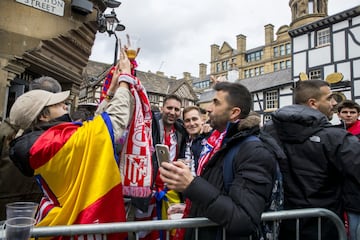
[155,144,170,166]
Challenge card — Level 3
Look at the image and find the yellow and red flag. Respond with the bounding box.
[30,113,127,240]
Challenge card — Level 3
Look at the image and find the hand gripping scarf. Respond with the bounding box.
[100,60,138,102]
[105,71,154,198]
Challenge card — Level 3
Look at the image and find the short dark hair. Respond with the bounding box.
[29,76,62,93]
[337,100,360,113]
[294,80,329,104]
[163,94,182,107]
[213,82,252,119]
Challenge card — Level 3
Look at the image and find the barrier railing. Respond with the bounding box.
[0,208,346,240]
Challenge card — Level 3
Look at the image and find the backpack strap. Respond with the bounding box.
[223,135,260,193]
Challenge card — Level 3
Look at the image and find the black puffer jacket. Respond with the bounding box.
[9,122,61,177]
[263,104,360,240]
[183,116,277,240]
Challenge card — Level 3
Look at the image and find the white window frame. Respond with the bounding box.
[317,28,330,46]
[265,90,279,110]
[309,69,322,80]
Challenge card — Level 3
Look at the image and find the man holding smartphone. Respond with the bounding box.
[159,82,277,240]
[134,94,187,240]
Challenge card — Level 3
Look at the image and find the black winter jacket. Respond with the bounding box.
[263,105,360,240]
[183,116,277,240]
[151,111,187,175]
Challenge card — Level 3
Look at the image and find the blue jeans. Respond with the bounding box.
[348,212,360,240]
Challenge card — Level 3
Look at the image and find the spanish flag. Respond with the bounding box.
[30,113,127,240]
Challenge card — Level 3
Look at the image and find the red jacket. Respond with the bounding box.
[348,119,360,139]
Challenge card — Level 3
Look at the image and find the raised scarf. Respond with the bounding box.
[115,74,154,198]
[100,60,137,102]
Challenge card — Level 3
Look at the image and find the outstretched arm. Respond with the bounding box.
[102,48,134,140]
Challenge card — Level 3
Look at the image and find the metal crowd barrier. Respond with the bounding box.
[1,208,346,240]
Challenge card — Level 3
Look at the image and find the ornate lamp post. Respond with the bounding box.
[97,8,125,65]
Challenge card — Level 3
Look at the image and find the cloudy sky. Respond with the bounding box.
[89,0,359,79]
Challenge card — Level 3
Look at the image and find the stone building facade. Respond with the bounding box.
[0,0,108,121]
[196,0,330,123]
[202,0,328,83]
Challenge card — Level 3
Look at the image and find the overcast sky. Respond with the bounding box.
[89,0,359,79]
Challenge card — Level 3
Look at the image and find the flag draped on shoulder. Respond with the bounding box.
[30,113,127,240]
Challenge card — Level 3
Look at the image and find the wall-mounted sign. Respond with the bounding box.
[16,0,65,17]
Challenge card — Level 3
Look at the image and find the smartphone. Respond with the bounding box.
[155,144,170,166]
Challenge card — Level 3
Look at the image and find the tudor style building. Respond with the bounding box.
[289,5,360,103]
[79,61,198,109]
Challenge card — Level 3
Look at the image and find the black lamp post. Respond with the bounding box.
[98,8,126,65]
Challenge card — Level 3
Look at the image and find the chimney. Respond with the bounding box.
[183,72,191,81]
[210,44,220,61]
[199,63,207,80]
[170,76,177,80]
[265,24,274,45]
[236,34,246,53]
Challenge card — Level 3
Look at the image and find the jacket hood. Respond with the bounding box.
[237,114,261,131]
[223,114,261,142]
[272,105,332,143]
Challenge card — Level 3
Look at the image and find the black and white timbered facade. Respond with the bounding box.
[289,5,360,104]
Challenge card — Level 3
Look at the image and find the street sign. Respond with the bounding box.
[16,0,65,17]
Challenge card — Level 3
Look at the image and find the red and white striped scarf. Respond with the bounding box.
[196,129,226,175]
[118,75,154,198]
[174,129,226,240]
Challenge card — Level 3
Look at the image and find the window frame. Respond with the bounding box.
[265,89,279,110]
[317,28,330,46]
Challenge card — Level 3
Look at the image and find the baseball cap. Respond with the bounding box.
[9,89,70,129]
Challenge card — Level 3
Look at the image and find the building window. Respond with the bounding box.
[245,69,250,78]
[280,45,285,56]
[265,90,279,109]
[216,63,220,72]
[274,62,279,71]
[309,69,322,80]
[286,43,291,55]
[149,94,159,104]
[308,0,314,13]
[246,50,263,62]
[260,66,264,75]
[317,28,330,46]
[250,69,255,77]
[273,46,279,57]
[286,60,291,68]
[222,60,229,71]
[280,61,286,69]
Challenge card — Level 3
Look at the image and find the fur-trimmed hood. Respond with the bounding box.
[237,114,261,131]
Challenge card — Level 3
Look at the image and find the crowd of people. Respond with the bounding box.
[0,45,360,240]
